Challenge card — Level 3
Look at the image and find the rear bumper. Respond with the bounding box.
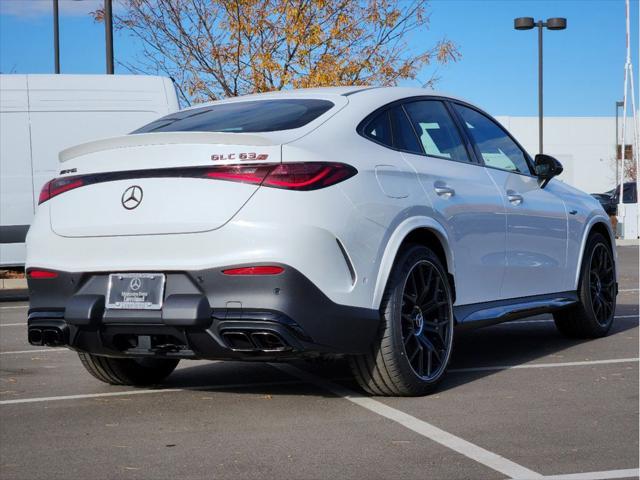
[27,266,380,359]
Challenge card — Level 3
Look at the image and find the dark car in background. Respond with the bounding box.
[592,182,638,215]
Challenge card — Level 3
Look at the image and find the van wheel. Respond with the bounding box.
[553,232,616,338]
[78,353,179,386]
[350,245,454,396]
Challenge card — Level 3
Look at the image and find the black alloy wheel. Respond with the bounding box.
[400,260,452,381]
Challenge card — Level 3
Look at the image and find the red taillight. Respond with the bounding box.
[222,266,284,275]
[27,269,58,279]
[38,176,84,204]
[263,163,355,190]
[205,162,356,191]
[204,164,274,185]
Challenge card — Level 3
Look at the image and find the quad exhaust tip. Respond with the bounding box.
[221,330,290,352]
[28,326,67,347]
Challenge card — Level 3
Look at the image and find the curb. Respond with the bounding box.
[0,279,28,301]
[0,279,27,290]
[616,239,640,246]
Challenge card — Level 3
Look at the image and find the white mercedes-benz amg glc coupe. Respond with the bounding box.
[26,86,617,396]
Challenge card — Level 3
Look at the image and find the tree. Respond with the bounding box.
[94,0,459,104]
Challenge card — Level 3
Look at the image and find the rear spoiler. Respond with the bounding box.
[59,132,276,163]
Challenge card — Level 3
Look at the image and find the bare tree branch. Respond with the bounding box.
[93,0,460,104]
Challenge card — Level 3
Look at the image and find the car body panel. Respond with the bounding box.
[25,86,615,359]
[401,152,507,305]
[484,169,568,297]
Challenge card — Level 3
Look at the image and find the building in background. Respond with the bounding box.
[496,116,632,194]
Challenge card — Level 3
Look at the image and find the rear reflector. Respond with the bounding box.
[222,266,284,276]
[27,269,59,279]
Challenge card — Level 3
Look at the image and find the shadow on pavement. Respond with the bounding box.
[158,309,637,397]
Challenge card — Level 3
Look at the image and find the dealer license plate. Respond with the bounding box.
[106,273,166,310]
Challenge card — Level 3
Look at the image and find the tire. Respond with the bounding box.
[78,352,179,386]
[553,232,616,338]
[349,244,454,396]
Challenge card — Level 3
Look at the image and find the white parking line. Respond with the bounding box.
[0,348,69,355]
[0,379,304,405]
[0,305,27,310]
[270,363,543,479]
[449,358,639,373]
[530,468,639,480]
[619,288,639,293]
[0,323,26,327]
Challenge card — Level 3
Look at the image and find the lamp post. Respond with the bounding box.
[514,17,567,155]
[53,0,60,73]
[105,0,114,74]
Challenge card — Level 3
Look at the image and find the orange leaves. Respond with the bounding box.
[113,0,460,102]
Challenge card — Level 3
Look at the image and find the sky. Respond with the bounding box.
[0,0,638,116]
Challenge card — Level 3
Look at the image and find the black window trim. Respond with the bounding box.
[361,109,394,150]
[357,96,481,165]
[446,100,536,177]
[357,95,538,179]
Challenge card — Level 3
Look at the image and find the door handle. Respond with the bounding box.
[434,182,455,198]
[506,190,524,206]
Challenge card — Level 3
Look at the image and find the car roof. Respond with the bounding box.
[183,86,475,111]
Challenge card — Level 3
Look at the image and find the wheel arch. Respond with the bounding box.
[574,215,616,289]
[372,217,455,309]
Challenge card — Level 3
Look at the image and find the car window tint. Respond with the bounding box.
[389,106,422,154]
[132,99,334,134]
[363,110,393,147]
[403,101,470,162]
[454,104,531,174]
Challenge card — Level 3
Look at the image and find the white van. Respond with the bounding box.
[0,74,179,266]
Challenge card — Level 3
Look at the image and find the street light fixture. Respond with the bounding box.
[514,17,567,154]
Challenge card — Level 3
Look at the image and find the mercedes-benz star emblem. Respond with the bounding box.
[121,186,143,210]
[129,277,142,291]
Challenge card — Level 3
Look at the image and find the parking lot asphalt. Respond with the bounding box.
[1,246,638,480]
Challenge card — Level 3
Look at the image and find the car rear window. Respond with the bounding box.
[132,99,334,134]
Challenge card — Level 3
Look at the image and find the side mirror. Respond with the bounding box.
[534,154,563,188]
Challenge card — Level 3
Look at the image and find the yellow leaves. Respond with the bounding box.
[116,0,460,101]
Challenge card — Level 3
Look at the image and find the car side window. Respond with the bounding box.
[363,110,393,147]
[389,106,422,154]
[403,101,471,163]
[454,104,532,174]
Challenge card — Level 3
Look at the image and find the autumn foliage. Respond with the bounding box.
[95,0,459,103]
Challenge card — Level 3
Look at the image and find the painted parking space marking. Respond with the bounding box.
[0,348,69,355]
[0,323,26,327]
[271,363,543,479]
[527,468,639,480]
[0,379,305,405]
[0,305,27,310]
[449,358,639,374]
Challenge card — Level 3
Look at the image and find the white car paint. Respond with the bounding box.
[26,86,613,312]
